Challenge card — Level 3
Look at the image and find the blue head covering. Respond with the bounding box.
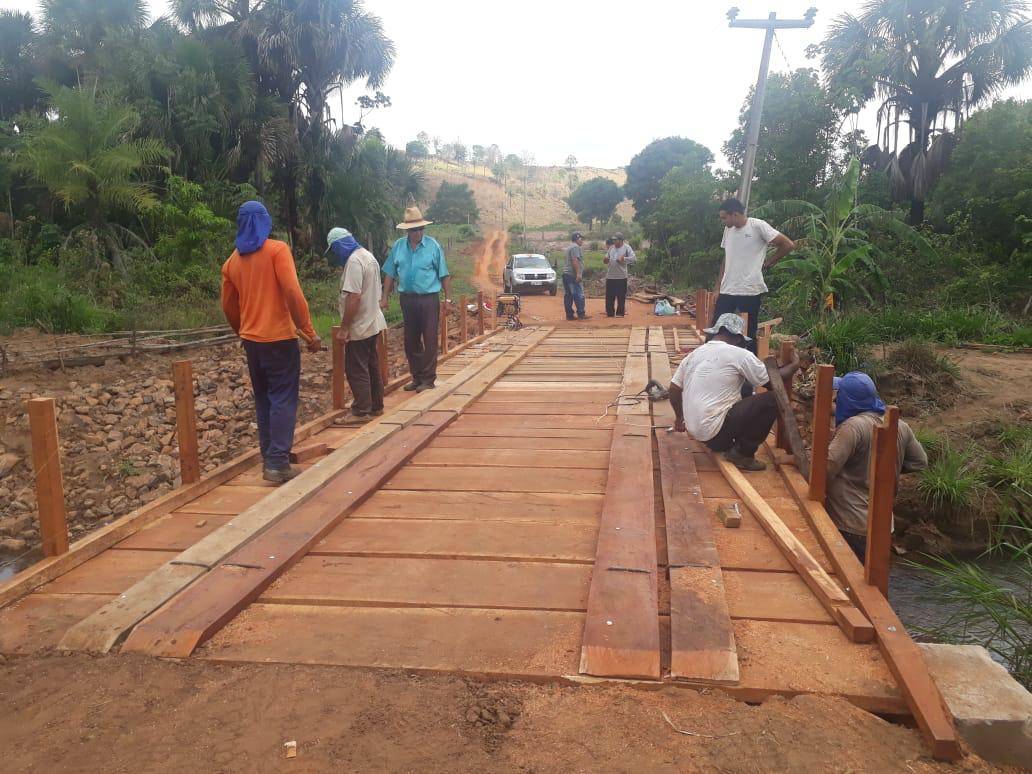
[235,201,272,254]
[833,371,887,426]
[328,235,361,268]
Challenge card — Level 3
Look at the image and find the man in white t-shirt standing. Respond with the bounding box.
[668,313,800,471]
[714,197,795,352]
[326,227,389,425]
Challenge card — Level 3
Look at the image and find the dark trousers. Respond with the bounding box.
[712,293,762,355]
[399,293,439,385]
[841,531,867,563]
[704,391,777,457]
[242,338,300,470]
[605,278,628,316]
[563,274,586,319]
[344,333,384,415]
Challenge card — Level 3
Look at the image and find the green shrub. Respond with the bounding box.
[917,442,986,518]
[803,316,877,373]
[0,265,112,333]
[885,339,960,383]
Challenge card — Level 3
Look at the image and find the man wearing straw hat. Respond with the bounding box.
[382,205,453,392]
[668,312,799,472]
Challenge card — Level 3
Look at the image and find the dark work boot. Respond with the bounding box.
[725,448,766,472]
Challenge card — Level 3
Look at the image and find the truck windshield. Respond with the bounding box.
[514,256,550,269]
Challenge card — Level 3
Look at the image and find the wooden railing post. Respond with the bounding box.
[172,360,201,485]
[330,325,345,410]
[808,364,835,502]
[756,326,771,360]
[376,329,389,385]
[695,288,706,332]
[775,340,796,452]
[866,405,899,596]
[459,294,469,343]
[476,291,485,335]
[439,300,449,355]
[27,397,69,557]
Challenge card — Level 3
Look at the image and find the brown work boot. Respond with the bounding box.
[725,448,766,472]
[263,465,301,484]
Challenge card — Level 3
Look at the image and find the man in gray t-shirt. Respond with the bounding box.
[603,231,636,317]
[562,232,588,320]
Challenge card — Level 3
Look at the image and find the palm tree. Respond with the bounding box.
[0,11,44,119]
[19,80,169,271]
[815,0,1032,223]
[753,158,936,314]
[39,0,148,82]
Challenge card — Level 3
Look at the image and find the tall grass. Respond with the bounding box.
[917,442,986,518]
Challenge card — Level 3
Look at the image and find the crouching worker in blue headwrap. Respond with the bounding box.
[825,371,928,562]
[221,201,322,484]
[327,227,388,425]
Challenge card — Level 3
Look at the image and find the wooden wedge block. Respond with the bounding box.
[717,503,742,529]
[289,443,329,464]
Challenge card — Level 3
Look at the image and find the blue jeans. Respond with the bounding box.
[563,274,585,318]
[242,338,301,470]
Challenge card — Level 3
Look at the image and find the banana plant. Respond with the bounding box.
[753,157,936,315]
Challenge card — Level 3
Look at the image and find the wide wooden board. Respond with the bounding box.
[669,566,739,683]
[353,490,603,523]
[383,466,607,494]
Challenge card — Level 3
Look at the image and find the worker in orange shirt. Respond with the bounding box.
[221,201,322,483]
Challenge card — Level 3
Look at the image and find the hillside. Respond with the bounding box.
[420,159,635,229]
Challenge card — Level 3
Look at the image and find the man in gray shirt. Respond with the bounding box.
[562,231,588,320]
[604,231,636,317]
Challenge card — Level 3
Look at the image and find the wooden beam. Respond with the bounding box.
[172,360,200,485]
[289,442,329,464]
[866,405,899,596]
[459,294,469,343]
[331,325,345,410]
[776,463,962,761]
[764,353,809,478]
[775,340,795,452]
[27,398,69,557]
[376,329,389,385]
[476,291,485,335]
[808,364,835,502]
[694,289,706,332]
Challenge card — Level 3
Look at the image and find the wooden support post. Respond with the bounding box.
[376,329,389,385]
[438,300,449,355]
[476,291,485,335]
[459,294,469,343]
[738,311,750,331]
[866,405,899,596]
[775,340,795,452]
[172,360,201,486]
[330,325,345,410]
[27,398,69,557]
[764,352,809,478]
[808,364,835,502]
[694,288,706,332]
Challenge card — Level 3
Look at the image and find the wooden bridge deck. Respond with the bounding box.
[0,325,921,719]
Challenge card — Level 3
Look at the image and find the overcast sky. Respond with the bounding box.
[3,0,1030,169]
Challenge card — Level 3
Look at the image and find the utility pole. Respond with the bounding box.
[728,6,817,210]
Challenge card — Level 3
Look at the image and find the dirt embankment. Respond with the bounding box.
[0,653,998,773]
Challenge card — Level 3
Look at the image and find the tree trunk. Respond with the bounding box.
[908,197,925,226]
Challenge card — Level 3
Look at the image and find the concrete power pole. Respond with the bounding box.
[728,6,817,210]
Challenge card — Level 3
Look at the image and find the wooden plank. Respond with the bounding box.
[200,604,583,677]
[122,413,455,658]
[442,415,615,431]
[262,556,592,611]
[410,448,610,470]
[27,397,69,557]
[354,490,602,523]
[866,406,899,596]
[383,466,607,495]
[774,340,795,453]
[227,463,314,487]
[657,436,719,568]
[723,569,834,624]
[764,355,809,478]
[331,325,345,409]
[777,462,962,760]
[177,484,269,514]
[172,360,201,485]
[315,518,597,562]
[43,549,177,595]
[430,434,612,451]
[809,364,835,502]
[580,336,660,680]
[115,513,234,552]
[289,442,329,464]
[0,593,114,654]
[439,425,613,441]
[462,402,608,416]
[669,567,739,682]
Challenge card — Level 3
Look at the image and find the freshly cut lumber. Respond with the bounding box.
[0,593,114,654]
[713,453,874,645]
[777,462,961,761]
[60,330,552,653]
[354,490,602,524]
[717,504,742,528]
[121,413,454,658]
[409,447,610,470]
[383,466,606,495]
[580,335,661,680]
[289,443,329,464]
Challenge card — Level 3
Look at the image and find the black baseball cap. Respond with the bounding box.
[571,231,583,241]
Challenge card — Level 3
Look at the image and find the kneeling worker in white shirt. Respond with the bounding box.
[668,313,800,471]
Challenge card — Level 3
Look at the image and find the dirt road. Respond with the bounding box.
[472,229,509,292]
